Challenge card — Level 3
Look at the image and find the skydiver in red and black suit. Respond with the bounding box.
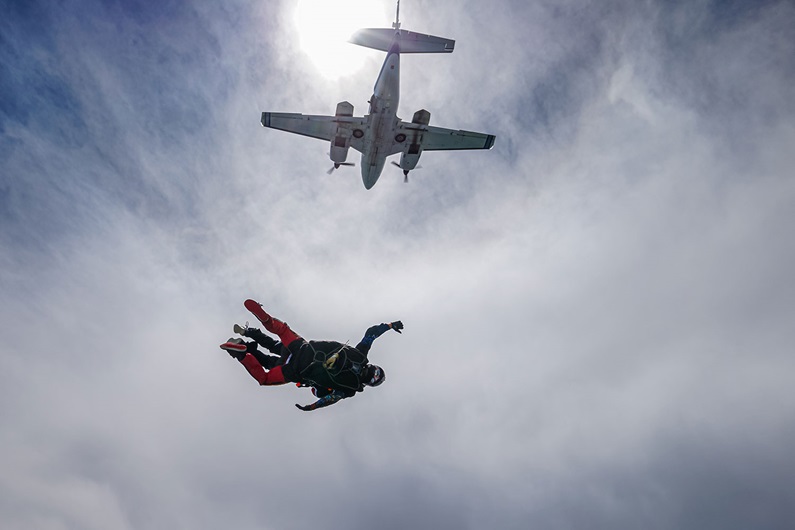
[220,299,402,411]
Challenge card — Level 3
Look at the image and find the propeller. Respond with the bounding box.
[391,161,422,183]
[327,162,355,175]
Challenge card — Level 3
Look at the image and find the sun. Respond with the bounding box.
[293,0,387,79]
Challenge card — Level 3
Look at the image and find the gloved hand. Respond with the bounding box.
[390,320,404,333]
[295,403,314,411]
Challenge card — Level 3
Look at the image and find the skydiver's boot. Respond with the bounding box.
[244,299,301,347]
[234,321,282,356]
[220,338,247,361]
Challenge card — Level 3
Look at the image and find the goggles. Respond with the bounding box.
[368,365,385,387]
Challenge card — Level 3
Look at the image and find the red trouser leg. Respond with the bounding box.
[240,355,287,386]
[244,299,301,347]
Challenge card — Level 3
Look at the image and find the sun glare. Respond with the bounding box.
[293,0,386,79]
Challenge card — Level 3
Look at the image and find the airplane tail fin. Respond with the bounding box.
[349,28,455,54]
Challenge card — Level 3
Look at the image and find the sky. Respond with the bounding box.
[2,0,795,528]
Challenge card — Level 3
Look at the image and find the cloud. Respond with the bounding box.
[2,0,795,528]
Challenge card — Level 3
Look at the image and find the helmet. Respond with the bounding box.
[364,364,386,387]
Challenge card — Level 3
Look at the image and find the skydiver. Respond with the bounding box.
[220,299,403,411]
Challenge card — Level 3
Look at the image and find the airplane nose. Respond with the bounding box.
[362,169,378,189]
[361,158,384,189]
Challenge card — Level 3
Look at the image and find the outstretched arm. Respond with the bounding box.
[355,321,403,355]
[295,390,347,412]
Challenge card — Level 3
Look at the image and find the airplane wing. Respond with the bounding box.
[393,121,496,153]
[261,112,367,151]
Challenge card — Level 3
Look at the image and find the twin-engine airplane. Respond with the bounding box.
[261,1,496,189]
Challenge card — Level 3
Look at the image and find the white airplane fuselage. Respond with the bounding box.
[360,41,401,189]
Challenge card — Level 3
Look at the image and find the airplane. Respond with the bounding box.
[261,0,496,190]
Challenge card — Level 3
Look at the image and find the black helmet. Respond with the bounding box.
[364,364,386,387]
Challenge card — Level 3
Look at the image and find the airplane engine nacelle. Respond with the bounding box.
[400,142,422,170]
[397,109,429,171]
[412,109,431,125]
[335,101,354,117]
[330,134,350,164]
[330,101,354,164]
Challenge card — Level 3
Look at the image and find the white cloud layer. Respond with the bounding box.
[2,0,795,528]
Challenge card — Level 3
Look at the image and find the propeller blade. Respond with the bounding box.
[327,162,355,174]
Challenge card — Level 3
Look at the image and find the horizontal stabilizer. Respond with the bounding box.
[350,28,455,53]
